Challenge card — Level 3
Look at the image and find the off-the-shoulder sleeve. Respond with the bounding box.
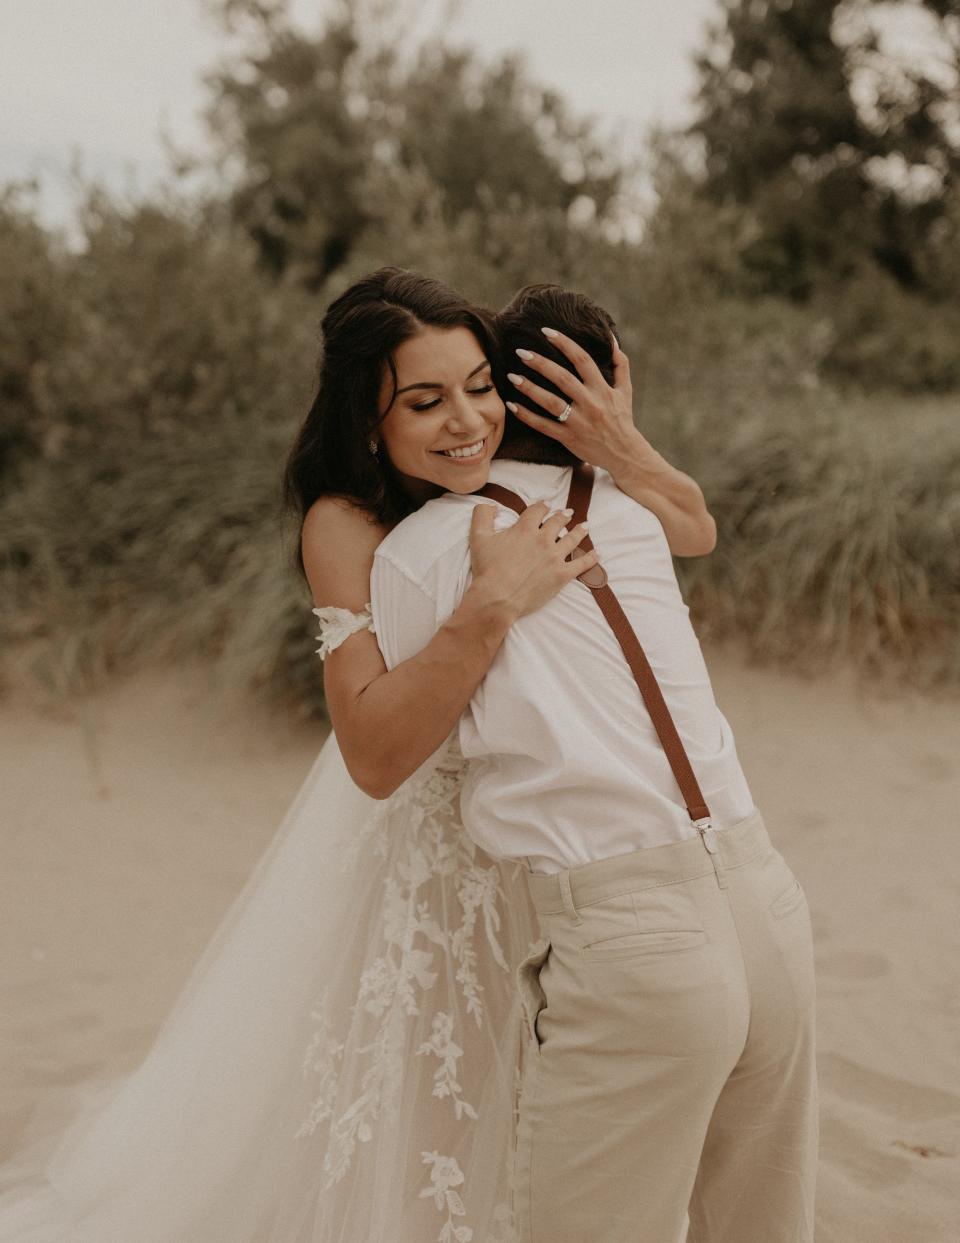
[312,603,377,661]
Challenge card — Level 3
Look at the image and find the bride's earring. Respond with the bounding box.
[368,438,380,456]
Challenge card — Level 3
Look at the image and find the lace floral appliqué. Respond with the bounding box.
[296,721,523,1242]
[313,603,376,660]
[420,1150,472,1242]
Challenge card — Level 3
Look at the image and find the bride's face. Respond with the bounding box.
[377,326,505,502]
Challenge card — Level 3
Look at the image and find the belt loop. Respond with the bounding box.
[557,870,584,925]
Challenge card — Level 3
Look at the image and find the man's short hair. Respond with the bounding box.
[494,285,621,467]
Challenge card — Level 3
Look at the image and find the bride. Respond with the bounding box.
[0,267,601,1243]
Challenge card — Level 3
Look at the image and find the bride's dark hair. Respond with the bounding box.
[283,265,497,563]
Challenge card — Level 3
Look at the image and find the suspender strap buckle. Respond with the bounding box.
[577,561,608,589]
[694,817,726,885]
[693,816,720,857]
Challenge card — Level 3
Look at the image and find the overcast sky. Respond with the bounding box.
[0,0,718,232]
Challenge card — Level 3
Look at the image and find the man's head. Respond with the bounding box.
[493,284,621,466]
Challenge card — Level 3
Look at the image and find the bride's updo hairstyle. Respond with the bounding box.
[283,265,496,565]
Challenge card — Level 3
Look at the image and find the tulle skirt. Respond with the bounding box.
[0,730,541,1242]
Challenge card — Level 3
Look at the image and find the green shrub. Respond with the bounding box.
[2,67,958,709]
[813,264,960,393]
[677,394,960,685]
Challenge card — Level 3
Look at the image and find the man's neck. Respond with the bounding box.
[495,426,581,469]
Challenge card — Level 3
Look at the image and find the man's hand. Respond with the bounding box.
[506,328,717,557]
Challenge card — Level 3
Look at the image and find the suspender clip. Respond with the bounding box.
[694,817,718,854]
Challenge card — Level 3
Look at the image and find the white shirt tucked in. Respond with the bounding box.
[370,459,756,874]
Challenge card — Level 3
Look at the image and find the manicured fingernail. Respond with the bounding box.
[507,372,525,385]
[541,327,559,338]
[506,400,519,412]
[560,508,574,516]
[515,347,535,360]
[579,521,590,531]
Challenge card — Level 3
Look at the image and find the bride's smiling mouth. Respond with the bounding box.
[431,435,490,462]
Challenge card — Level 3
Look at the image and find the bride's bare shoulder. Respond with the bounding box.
[301,495,390,607]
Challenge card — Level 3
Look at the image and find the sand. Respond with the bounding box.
[1,656,958,1240]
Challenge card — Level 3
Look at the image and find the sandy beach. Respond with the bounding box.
[1,655,958,1240]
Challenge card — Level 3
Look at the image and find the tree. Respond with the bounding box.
[201,0,621,289]
[204,9,371,288]
[0,186,78,479]
[688,0,960,298]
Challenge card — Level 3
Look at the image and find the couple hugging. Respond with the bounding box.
[292,268,818,1243]
[0,267,817,1243]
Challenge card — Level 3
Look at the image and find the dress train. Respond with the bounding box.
[0,723,541,1242]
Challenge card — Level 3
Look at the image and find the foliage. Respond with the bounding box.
[812,260,960,392]
[0,187,78,478]
[1,1,958,709]
[675,393,960,683]
[0,187,323,708]
[203,0,622,290]
[688,0,960,300]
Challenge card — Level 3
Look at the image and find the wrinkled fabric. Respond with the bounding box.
[514,809,818,1243]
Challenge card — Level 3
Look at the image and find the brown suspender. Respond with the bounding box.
[476,462,714,831]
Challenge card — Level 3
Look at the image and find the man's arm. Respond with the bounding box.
[369,555,446,671]
[303,498,519,801]
[346,549,513,797]
[366,501,596,797]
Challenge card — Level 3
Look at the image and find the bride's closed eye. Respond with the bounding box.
[412,384,495,412]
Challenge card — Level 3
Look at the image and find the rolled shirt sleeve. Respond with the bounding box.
[369,551,444,671]
[368,547,469,790]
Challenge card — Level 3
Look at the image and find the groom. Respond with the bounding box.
[368,285,818,1243]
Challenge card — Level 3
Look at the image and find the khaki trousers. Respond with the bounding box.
[513,808,818,1243]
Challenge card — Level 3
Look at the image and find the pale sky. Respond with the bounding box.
[0,0,719,232]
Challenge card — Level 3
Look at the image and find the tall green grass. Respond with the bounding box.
[674,393,960,687]
[1,192,957,712]
[4,387,957,714]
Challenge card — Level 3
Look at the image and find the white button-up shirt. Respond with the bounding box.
[370,459,756,874]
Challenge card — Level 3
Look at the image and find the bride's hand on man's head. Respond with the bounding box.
[467,499,599,623]
[505,329,644,476]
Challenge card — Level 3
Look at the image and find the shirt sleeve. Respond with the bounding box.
[369,551,442,671]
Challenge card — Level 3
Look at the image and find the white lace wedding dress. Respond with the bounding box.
[0,606,542,1242]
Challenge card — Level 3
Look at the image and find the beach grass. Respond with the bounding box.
[3,384,956,713]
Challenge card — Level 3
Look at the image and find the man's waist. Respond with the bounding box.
[460,772,699,833]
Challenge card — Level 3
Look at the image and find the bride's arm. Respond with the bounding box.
[301,494,596,799]
[506,330,716,557]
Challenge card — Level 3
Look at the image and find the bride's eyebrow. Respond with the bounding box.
[395,360,489,396]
